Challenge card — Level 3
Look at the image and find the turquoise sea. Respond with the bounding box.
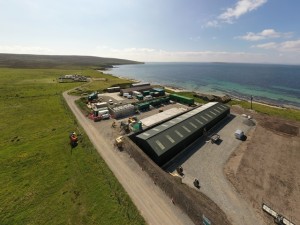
[108,62,300,108]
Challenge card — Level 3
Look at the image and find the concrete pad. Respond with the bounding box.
[99,92,123,101]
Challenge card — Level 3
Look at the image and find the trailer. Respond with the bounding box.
[262,203,295,225]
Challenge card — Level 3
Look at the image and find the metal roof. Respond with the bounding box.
[140,107,187,127]
[136,102,229,157]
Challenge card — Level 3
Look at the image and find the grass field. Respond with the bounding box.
[228,99,300,121]
[0,68,145,225]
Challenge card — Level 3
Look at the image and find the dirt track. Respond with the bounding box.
[63,91,194,225]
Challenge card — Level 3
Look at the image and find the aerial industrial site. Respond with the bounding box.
[65,81,299,225]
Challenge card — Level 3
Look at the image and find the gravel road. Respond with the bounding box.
[63,91,194,225]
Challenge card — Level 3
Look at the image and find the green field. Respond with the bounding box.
[228,99,300,121]
[0,68,145,225]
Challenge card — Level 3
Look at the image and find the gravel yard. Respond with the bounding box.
[166,114,265,225]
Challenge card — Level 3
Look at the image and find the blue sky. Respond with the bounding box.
[1,0,300,64]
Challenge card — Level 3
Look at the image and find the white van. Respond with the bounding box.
[234,129,244,140]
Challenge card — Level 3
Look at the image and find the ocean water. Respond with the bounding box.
[108,62,300,108]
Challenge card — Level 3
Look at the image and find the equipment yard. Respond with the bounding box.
[67,85,299,225]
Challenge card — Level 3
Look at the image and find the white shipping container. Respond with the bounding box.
[132,91,141,96]
[95,107,108,112]
[97,109,109,116]
[95,102,107,107]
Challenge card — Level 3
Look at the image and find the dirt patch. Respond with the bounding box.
[261,121,299,136]
[226,106,300,224]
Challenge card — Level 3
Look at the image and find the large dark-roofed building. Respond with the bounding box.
[133,102,230,166]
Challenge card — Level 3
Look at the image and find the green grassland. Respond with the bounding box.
[0,68,145,225]
[228,99,300,121]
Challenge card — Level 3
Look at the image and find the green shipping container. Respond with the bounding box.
[137,94,144,100]
[150,99,161,106]
[169,94,194,105]
[143,91,150,96]
[137,103,150,110]
[152,88,165,96]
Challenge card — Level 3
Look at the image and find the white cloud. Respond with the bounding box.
[205,0,267,27]
[2,44,300,64]
[204,20,219,28]
[279,40,300,52]
[0,45,55,54]
[236,29,292,41]
[252,42,278,49]
[219,0,267,23]
[253,39,300,52]
[94,46,269,63]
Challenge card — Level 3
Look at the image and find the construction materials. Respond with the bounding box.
[110,104,135,119]
[262,203,295,225]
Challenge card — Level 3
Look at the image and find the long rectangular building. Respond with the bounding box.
[133,102,230,166]
[120,85,152,96]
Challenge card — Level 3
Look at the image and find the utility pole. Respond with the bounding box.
[250,95,253,110]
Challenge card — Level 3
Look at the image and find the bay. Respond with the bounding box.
[108,62,300,108]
